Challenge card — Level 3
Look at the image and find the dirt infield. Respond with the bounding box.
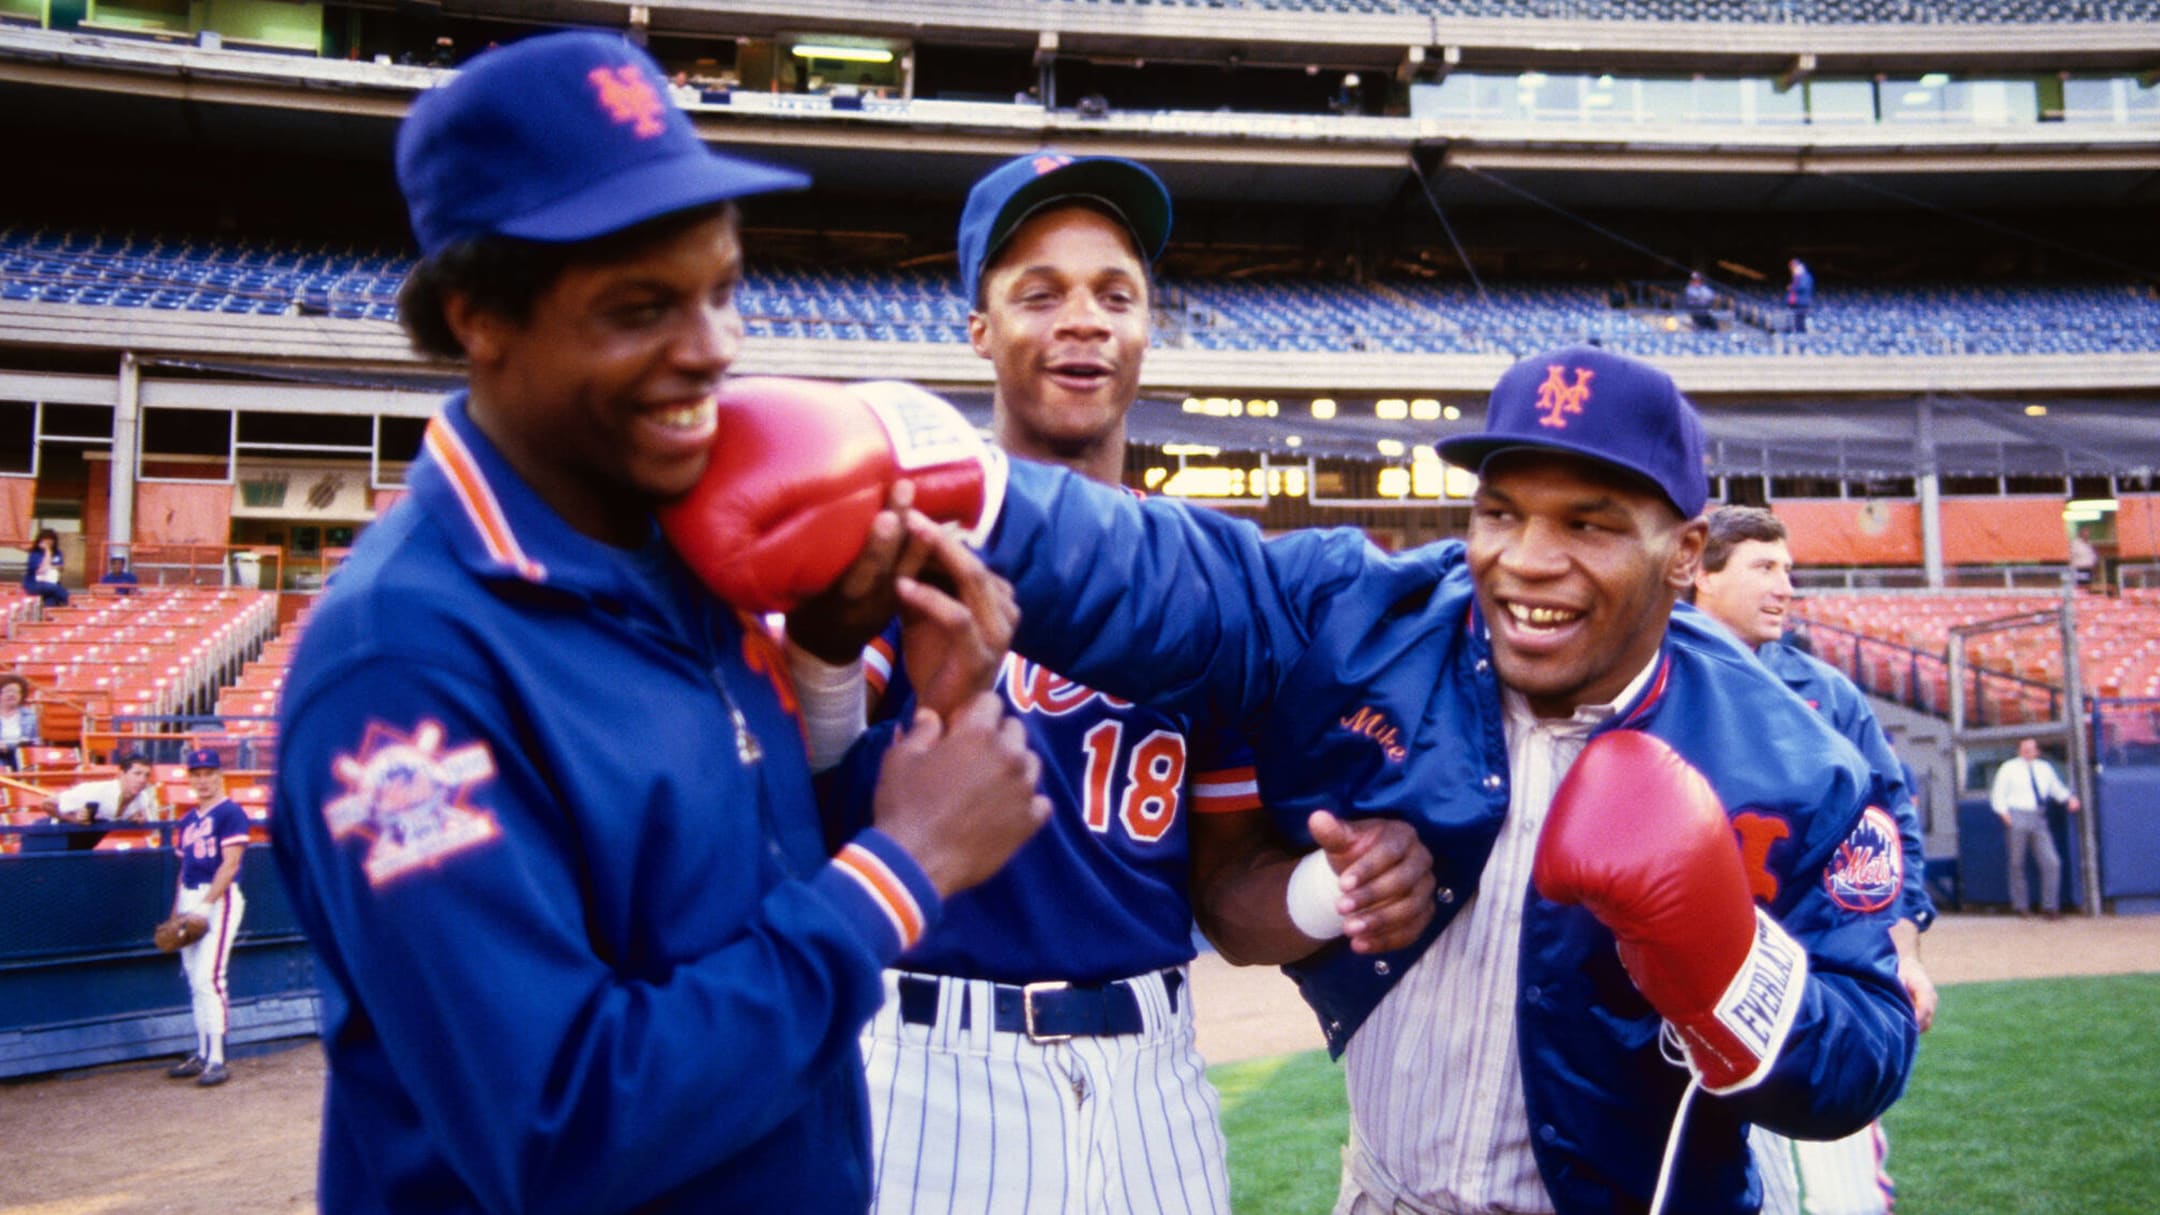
[4,912,2155,1215]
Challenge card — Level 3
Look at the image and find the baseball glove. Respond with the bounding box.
[154,913,209,953]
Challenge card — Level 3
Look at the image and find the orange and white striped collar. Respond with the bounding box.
[418,398,549,585]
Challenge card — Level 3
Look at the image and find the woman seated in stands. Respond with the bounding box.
[22,528,69,608]
[0,673,39,771]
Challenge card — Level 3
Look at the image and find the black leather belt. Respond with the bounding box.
[896,970,1183,1042]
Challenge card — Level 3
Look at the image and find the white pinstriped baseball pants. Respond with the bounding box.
[860,967,1230,1215]
[175,884,244,1039]
[1752,1122,1894,1215]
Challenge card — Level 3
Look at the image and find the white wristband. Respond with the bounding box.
[1285,848,1347,941]
[785,641,866,772]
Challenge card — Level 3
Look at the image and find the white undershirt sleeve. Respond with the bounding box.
[787,641,868,773]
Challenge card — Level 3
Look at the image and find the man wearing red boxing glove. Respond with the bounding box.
[270,33,1049,1215]
[914,344,1915,1215]
[655,342,1918,1208]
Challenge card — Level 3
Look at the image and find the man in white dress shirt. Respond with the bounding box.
[1988,737,2079,919]
[46,753,161,824]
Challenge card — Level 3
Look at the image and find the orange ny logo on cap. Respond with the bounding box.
[1032,153,1074,175]
[1534,365,1595,429]
[588,65,668,138]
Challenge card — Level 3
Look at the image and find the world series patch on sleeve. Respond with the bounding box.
[324,720,502,887]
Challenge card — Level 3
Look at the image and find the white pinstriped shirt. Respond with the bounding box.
[1341,658,1657,1215]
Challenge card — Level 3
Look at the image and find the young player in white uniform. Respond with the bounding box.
[167,748,249,1087]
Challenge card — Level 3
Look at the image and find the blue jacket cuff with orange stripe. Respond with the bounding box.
[819,828,942,959]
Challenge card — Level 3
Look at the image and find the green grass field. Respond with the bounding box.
[1210,973,2160,1215]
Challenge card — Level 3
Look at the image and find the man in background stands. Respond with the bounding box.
[1989,736,2080,920]
[1685,272,1717,332]
[1786,258,1814,334]
[100,554,141,594]
[46,753,161,825]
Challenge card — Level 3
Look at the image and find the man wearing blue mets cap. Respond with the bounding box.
[167,745,248,1087]
[796,149,1436,1214]
[856,340,1916,1213]
[271,30,1049,1213]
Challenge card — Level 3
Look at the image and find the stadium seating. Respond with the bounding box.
[1792,591,2160,739]
[0,227,407,323]
[9,227,2160,358]
[0,586,280,744]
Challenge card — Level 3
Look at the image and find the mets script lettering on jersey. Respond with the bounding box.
[1003,655,1134,715]
[323,720,500,886]
[1339,705,1408,762]
[588,65,668,137]
[1535,365,1595,429]
[1732,810,1791,904]
[178,815,226,862]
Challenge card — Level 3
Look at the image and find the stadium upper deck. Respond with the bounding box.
[651,0,2160,73]
[7,226,2160,364]
[1031,0,2155,19]
[3,12,2158,498]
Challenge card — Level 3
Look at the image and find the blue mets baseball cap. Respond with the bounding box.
[184,748,222,771]
[1437,344,1708,519]
[396,31,809,257]
[958,150,1172,305]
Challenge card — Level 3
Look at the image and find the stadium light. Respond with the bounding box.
[791,44,894,64]
[2064,508,2103,523]
[2066,499,2119,513]
[1919,72,1951,87]
[2025,404,2049,417]
[1412,453,1446,498]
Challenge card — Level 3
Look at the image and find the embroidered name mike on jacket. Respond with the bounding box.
[1339,705,1408,763]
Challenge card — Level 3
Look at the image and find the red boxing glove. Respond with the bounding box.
[658,378,1005,612]
[1534,730,1807,1094]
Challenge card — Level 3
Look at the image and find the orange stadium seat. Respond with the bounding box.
[92,828,163,852]
[18,744,82,770]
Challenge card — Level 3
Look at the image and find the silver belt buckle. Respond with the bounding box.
[1021,980,1072,1043]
